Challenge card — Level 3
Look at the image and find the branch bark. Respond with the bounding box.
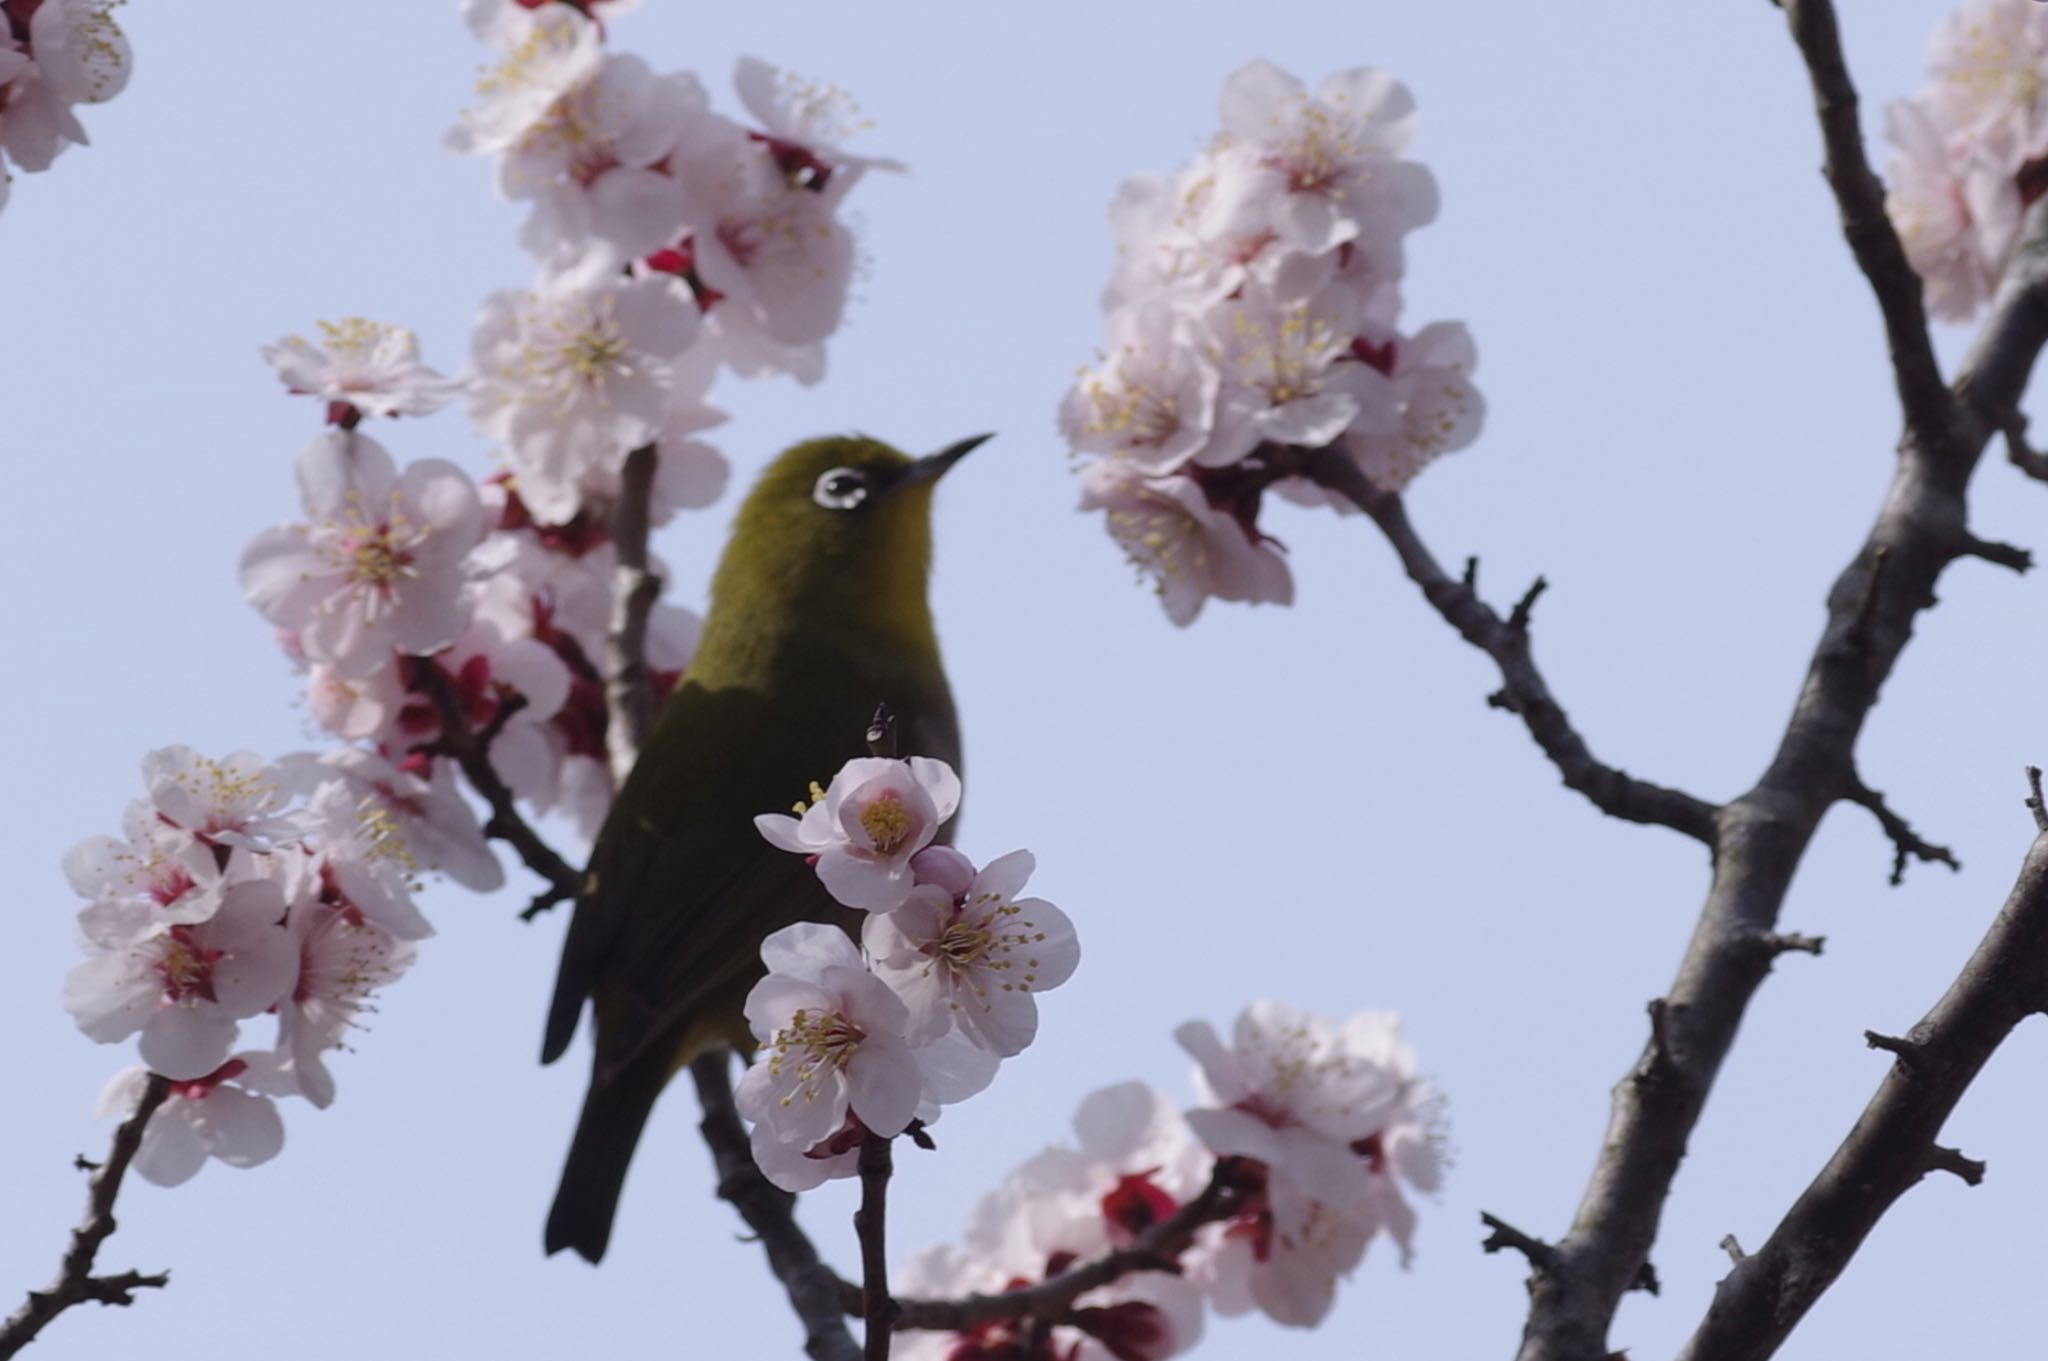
[1474,29,2048,1357]
[1676,800,2048,1361]
[413,662,583,920]
[1297,450,1720,845]
[855,1136,898,1360]
[1,1074,173,1359]
[690,1053,862,1361]
[884,1157,1249,1335]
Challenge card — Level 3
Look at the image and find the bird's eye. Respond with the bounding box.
[812,467,869,511]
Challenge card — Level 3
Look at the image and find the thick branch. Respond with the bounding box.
[1,1074,173,1359]
[604,443,662,784]
[1783,0,1951,440]
[886,1159,1248,1334]
[689,1053,861,1361]
[414,663,582,920]
[1497,87,2048,1361]
[855,1136,898,1359]
[1676,816,2048,1361]
[1301,450,1719,845]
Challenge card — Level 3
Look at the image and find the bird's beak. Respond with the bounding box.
[897,433,994,489]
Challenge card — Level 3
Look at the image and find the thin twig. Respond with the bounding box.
[690,1054,861,1361]
[856,1136,898,1360]
[1783,0,1951,441]
[1297,448,1721,845]
[1,1074,173,1359]
[1676,808,2048,1361]
[886,1158,1249,1334]
[1843,777,1961,885]
[604,443,662,785]
[2005,416,2048,482]
[1766,932,1827,956]
[413,662,582,920]
[2027,765,2047,832]
[1481,1213,1558,1271]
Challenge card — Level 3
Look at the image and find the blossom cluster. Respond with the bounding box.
[0,0,129,216]
[1885,0,2048,321]
[1064,59,1484,626]
[895,1003,1443,1359]
[234,0,894,841]
[68,747,496,1185]
[78,0,895,1189]
[737,757,1081,1188]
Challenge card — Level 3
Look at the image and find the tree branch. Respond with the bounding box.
[412,662,582,920]
[885,1158,1250,1335]
[1675,801,2048,1361]
[1782,0,1951,441]
[1843,776,1960,884]
[1298,449,1721,845]
[604,443,662,785]
[855,1136,898,1360]
[1489,46,2048,1361]
[1,1074,173,1359]
[689,1053,861,1361]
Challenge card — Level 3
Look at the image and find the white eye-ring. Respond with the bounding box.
[813,467,870,511]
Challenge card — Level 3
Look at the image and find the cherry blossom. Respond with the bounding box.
[754,756,962,911]
[1078,460,1293,627]
[261,319,457,424]
[99,1059,287,1189]
[865,849,1079,1056]
[240,432,486,678]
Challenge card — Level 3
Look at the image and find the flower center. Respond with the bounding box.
[157,927,222,1006]
[767,1008,865,1105]
[858,794,912,852]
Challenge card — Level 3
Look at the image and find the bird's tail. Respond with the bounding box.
[545,1051,670,1263]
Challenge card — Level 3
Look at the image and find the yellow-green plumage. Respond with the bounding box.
[541,433,981,1262]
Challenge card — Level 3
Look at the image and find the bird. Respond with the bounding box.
[541,431,988,1262]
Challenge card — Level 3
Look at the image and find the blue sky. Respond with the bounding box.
[6,3,2043,1358]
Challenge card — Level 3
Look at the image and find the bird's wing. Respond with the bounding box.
[541,678,861,1072]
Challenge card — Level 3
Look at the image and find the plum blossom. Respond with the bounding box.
[498,55,702,257]
[1069,59,1479,620]
[734,924,924,1172]
[261,319,456,424]
[1176,1003,1444,1325]
[444,4,603,159]
[0,0,129,177]
[865,849,1079,1056]
[755,756,962,911]
[65,878,297,1080]
[276,748,503,892]
[240,432,486,677]
[276,897,416,1107]
[64,800,229,928]
[732,55,904,185]
[1881,1,2046,324]
[294,781,436,942]
[1079,460,1293,627]
[99,1059,288,1188]
[140,746,298,853]
[468,250,701,523]
[1059,299,1223,476]
[895,1089,1210,1361]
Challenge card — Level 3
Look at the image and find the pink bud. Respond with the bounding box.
[910,844,975,898]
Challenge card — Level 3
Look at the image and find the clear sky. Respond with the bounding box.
[5,3,2042,1358]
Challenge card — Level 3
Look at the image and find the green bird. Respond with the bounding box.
[541,431,988,1263]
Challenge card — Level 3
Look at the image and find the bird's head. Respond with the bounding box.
[707,433,990,647]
